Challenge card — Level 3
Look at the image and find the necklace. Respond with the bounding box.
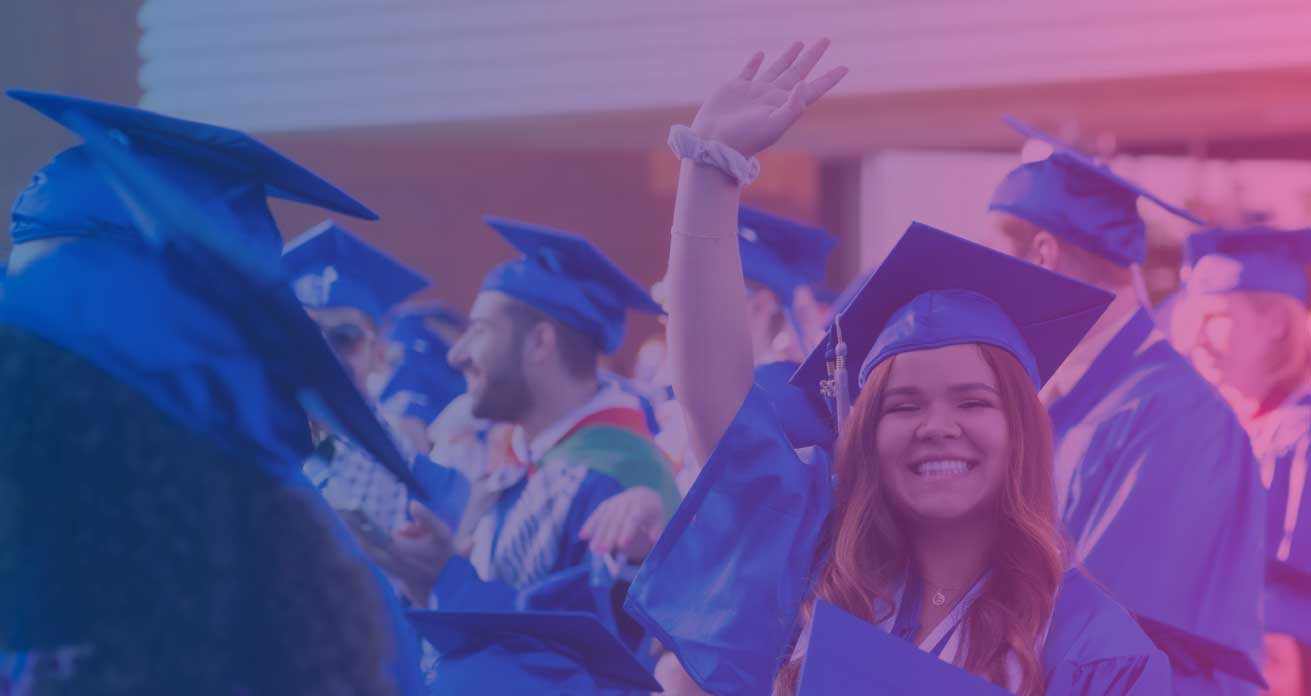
[925,582,962,607]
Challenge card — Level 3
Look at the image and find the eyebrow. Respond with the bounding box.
[884,382,1000,398]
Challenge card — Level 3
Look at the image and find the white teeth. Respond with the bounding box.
[914,459,970,477]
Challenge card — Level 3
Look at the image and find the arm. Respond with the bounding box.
[667,40,846,464]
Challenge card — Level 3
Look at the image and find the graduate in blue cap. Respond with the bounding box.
[283,220,449,542]
[978,117,1267,694]
[626,40,1168,696]
[378,301,468,454]
[738,205,836,360]
[0,90,426,695]
[284,219,429,394]
[1172,227,1311,695]
[361,216,679,624]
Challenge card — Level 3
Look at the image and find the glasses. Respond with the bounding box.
[323,322,371,356]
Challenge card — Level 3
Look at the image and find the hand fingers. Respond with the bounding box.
[736,51,764,81]
[757,41,803,83]
[775,38,831,91]
[616,512,641,550]
[802,65,849,106]
[409,500,442,533]
[589,507,619,553]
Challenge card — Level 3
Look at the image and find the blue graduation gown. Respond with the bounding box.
[1250,393,1311,646]
[1047,310,1265,694]
[626,384,1170,696]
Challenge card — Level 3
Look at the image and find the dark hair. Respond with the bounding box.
[0,327,398,696]
[502,299,600,379]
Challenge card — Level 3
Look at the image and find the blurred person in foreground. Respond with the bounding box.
[0,90,426,695]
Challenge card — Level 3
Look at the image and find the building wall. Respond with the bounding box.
[138,0,1311,133]
[0,1,144,257]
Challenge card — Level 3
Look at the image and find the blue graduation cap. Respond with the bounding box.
[738,206,836,305]
[480,216,664,354]
[407,609,662,694]
[790,222,1112,445]
[989,115,1205,267]
[1183,227,1311,303]
[1135,614,1267,688]
[797,600,1010,695]
[379,303,467,424]
[283,221,428,322]
[1,88,422,493]
[7,89,377,256]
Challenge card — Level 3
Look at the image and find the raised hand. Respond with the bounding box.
[689,39,848,159]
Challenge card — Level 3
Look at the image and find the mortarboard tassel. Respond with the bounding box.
[832,319,851,430]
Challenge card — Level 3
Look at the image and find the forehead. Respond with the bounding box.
[469,291,519,322]
[884,343,997,389]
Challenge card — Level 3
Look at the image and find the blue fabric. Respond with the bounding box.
[284,220,428,322]
[989,115,1204,267]
[1184,227,1311,303]
[6,89,378,221]
[791,223,1112,445]
[431,468,626,612]
[0,240,312,472]
[4,86,420,491]
[626,386,1170,695]
[380,305,466,424]
[10,146,142,246]
[414,609,657,695]
[798,600,1010,695]
[480,216,663,354]
[862,289,1041,388]
[737,206,835,305]
[1048,310,1265,694]
[754,360,832,450]
[411,454,470,531]
[1250,394,1311,646]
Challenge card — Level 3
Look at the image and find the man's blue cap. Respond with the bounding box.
[989,115,1205,267]
[791,222,1112,442]
[408,609,662,694]
[738,206,836,305]
[7,89,378,257]
[1184,227,1311,303]
[283,221,429,322]
[797,600,1011,695]
[480,216,664,354]
[0,89,422,493]
[379,303,467,424]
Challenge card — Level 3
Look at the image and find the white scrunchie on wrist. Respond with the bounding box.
[667,125,760,187]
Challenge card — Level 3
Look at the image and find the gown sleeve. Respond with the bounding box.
[625,385,834,696]
[1040,570,1173,696]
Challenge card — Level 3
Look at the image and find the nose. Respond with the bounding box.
[914,401,962,441]
[447,332,470,369]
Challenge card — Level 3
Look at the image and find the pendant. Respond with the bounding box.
[931,590,947,607]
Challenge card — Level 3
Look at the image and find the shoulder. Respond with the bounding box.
[1045,568,1160,664]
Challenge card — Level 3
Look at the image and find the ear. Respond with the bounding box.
[1027,230,1062,271]
[519,320,556,367]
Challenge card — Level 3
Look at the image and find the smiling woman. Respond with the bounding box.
[623,40,1170,696]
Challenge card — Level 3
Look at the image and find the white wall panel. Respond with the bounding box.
[138,0,1311,133]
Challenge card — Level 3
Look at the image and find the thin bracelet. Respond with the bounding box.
[671,226,732,240]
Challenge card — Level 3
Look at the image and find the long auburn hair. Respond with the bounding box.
[774,344,1067,696]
